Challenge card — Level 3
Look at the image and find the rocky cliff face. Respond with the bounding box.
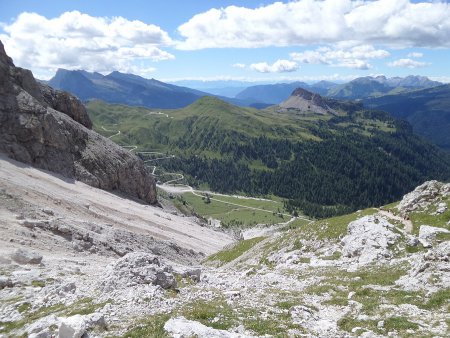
[279,87,336,115]
[0,40,156,204]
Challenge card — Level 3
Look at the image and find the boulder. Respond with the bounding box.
[28,330,51,338]
[418,225,450,247]
[25,315,59,337]
[102,252,177,291]
[164,316,252,338]
[178,267,202,282]
[341,216,400,265]
[0,276,13,289]
[84,312,106,330]
[58,315,86,338]
[0,40,156,205]
[10,249,43,264]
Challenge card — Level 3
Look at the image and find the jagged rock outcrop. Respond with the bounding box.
[279,88,336,115]
[397,180,450,214]
[341,215,400,265]
[101,252,177,291]
[0,40,156,204]
[39,83,92,129]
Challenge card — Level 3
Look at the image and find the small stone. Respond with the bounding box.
[0,276,13,289]
[85,312,106,329]
[41,208,54,216]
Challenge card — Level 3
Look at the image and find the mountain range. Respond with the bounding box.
[364,84,450,151]
[87,88,450,218]
[233,75,441,104]
[47,69,448,152]
[48,69,269,109]
[48,69,211,109]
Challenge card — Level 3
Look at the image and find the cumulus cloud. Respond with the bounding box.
[177,0,450,50]
[407,52,424,58]
[250,59,299,73]
[290,44,389,70]
[1,11,174,79]
[232,63,246,68]
[387,58,429,68]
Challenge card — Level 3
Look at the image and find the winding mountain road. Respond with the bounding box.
[101,125,310,224]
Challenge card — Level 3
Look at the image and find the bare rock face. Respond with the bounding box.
[341,215,400,265]
[39,83,92,129]
[397,180,450,214]
[279,88,336,115]
[0,40,156,204]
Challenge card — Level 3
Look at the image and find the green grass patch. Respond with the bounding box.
[384,316,419,331]
[409,198,450,234]
[206,237,266,265]
[297,257,311,264]
[292,208,378,241]
[276,301,298,310]
[338,317,379,333]
[422,288,450,310]
[0,303,67,334]
[64,298,112,316]
[180,192,290,227]
[122,313,171,338]
[31,280,45,288]
[321,251,342,260]
[180,299,236,330]
[339,315,418,335]
[17,303,31,313]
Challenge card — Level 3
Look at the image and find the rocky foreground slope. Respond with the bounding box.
[0,154,234,337]
[0,40,156,204]
[1,170,448,337]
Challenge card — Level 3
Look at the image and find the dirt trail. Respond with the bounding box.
[379,209,413,233]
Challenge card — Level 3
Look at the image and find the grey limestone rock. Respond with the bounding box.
[10,248,43,264]
[102,252,178,291]
[0,40,156,204]
[58,314,86,338]
[0,276,13,289]
[397,180,450,214]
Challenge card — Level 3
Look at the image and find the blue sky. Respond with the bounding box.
[1,0,449,83]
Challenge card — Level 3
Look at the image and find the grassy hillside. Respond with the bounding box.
[170,191,290,228]
[87,97,450,218]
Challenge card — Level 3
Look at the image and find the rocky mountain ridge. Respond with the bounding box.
[0,40,156,204]
[232,75,441,105]
[278,88,336,115]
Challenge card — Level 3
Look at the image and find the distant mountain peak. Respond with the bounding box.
[279,87,335,115]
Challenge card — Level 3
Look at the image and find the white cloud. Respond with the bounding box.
[1,11,174,79]
[177,0,450,50]
[232,63,246,68]
[407,52,423,58]
[290,45,389,70]
[250,59,299,73]
[429,76,450,84]
[387,58,429,68]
